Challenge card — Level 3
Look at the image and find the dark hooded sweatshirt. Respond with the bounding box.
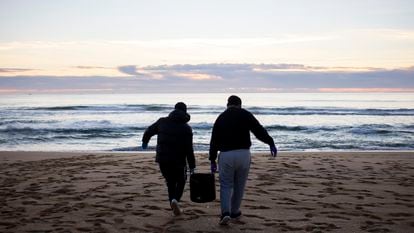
[209,107,275,161]
[142,109,195,169]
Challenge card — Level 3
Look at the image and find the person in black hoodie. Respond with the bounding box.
[209,95,277,225]
[142,102,195,216]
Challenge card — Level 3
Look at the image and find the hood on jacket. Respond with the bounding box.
[168,109,190,123]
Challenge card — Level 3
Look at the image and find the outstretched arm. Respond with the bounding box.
[249,113,275,146]
[249,115,278,157]
[142,119,160,147]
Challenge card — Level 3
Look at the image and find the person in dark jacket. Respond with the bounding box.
[209,95,277,225]
[142,102,196,216]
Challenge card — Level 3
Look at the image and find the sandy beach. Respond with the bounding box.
[1,151,413,233]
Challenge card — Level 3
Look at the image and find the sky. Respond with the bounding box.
[0,0,413,93]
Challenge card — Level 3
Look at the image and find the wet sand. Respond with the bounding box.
[1,151,413,232]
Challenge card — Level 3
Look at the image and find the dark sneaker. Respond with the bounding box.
[219,212,231,225]
[231,211,242,220]
[171,199,181,216]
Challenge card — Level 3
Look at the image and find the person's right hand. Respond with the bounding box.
[142,142,148,150]
[210,161,217,173]
[270,144,277,157]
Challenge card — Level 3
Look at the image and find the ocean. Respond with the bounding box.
[0,93,413,152]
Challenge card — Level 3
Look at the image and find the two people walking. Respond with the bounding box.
[142,95,277,225]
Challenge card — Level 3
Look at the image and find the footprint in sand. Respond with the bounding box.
[317,202,343,209]
[305,213,314,218]
[0,221,17,230]
[132,210,152,217]
[244,204,271,210]
[76,227,93,232]
[188,208,207,215]
[142,204,162,210]
[280,197,299,205]
[306,222,340,232]
[240,227,264,231]
[287,218,311,223]
[89,211,115,218]
[22,200,38,205]
[326,215,351,220]
[361,220,391,233]
[114,218,124,224]
[388,212,412,217]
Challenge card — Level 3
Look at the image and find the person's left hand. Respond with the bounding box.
[189,168,195,175]
[210,161,217,173]
[270,144,277,157]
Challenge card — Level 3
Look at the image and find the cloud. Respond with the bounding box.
[172,72,222,81]
[73,66,111,69]
[117,65,144,76]
[0,68,35,73]
[118,64,229,80]
[117,65,165,79]
[1,63,413,93]
[138,64,251,81]
[140,63,394,74]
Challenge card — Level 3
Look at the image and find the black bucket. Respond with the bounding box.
[190,173,216,203]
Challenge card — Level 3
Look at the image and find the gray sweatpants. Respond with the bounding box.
[218,149,251,215]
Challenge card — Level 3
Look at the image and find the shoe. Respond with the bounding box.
[219,213,231,225]
[231,211,242,220]
[170,199,181,216]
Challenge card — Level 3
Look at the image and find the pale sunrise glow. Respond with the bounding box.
[174,73,222,81]
[0,0,413,93]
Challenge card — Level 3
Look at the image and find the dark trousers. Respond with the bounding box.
[159,163,187,202]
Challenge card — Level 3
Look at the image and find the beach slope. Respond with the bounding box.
[1,152,413,232]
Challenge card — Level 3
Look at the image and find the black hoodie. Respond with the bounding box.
[142,109,195,169]
[209,107,274,161]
